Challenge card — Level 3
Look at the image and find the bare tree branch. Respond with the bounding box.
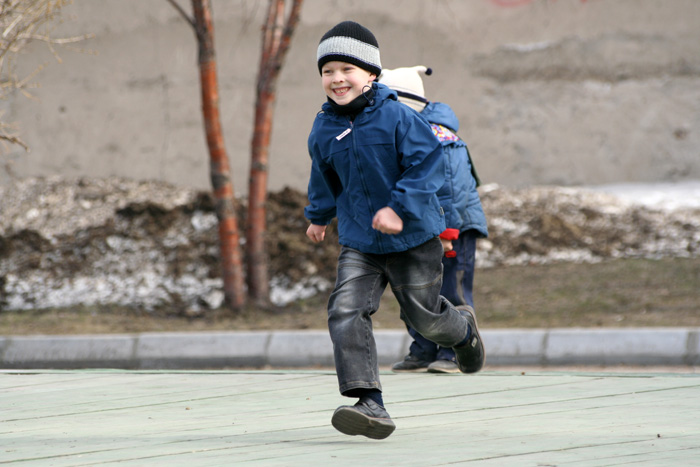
[274,0,302,66]
[165,0,196,30]
[0,0,88,154]
[23,32,94,44]
[0,133,28,150]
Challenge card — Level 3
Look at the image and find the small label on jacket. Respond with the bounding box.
[336,128,352,140]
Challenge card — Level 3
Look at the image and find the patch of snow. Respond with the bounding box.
[269,276,331,306]
[191,211,217,232]
[583,181,700,210]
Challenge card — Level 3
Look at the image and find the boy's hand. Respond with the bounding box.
[372,207,403,234]
[439,237,453,253]
[306,224,327,243]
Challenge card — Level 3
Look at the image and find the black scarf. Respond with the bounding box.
[327,86,375,120]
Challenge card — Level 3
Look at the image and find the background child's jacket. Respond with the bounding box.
[422,102,489,239]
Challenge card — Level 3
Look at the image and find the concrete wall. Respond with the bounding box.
[3,0,699,193]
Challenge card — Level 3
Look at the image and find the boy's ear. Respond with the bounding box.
[369,73,377,82]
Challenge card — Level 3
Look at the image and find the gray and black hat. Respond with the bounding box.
[317,21,381,76]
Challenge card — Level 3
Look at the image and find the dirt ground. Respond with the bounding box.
[1,177,698,335]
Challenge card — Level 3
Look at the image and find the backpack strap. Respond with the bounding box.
[430,123,460,143]
[430,124,482,187]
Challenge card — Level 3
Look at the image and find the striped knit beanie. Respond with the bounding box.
[317,21,381,76]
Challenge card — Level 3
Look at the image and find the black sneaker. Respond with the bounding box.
[331,397,396,440]
[453,305,485,373]
[391,354,431,372]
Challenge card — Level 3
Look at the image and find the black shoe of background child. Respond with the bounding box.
[453,305,485,373]
[391,353,431,372]
[331,396,396,439]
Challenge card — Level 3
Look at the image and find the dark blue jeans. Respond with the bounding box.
[407,231,478,362]
[328,237,469,395]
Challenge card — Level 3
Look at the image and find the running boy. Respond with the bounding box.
[304,21,485,440]
[379,66,489,374]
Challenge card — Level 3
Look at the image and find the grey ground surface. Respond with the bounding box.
[2,369,699,466]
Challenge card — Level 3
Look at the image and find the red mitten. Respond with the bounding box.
[439,228,459,241]
[439,228,459,257]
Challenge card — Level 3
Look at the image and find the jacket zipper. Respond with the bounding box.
[349,117,384,253]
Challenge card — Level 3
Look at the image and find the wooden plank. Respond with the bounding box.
[1,370,699,465]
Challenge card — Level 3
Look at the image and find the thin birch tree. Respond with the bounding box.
[168,0,245,310]
[246,0,303,304]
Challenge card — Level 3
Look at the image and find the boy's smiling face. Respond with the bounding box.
[322,61,376,106]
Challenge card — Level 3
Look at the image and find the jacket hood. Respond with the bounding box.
[373,82,399,103]
[421,101,459,132]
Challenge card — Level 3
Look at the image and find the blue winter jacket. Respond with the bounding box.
[305,82,446,254]
[422,102,489,239]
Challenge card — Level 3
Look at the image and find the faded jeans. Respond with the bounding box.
[328,237,469,395]
[408,230,478,362]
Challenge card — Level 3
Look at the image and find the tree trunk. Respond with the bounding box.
[191,0,245,310]
[246,0,303,305]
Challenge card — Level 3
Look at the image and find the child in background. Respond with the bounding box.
[305,21,485,439]
[379,66,489,374]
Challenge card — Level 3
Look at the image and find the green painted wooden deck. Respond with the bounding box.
[2,369,699,466]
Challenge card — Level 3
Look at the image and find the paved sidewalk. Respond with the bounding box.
[2,369,699,465]
[2,327,699,369]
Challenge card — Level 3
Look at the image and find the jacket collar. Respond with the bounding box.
[321,82,397,117]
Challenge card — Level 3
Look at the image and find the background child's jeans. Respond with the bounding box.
[328,237,469,395]
[407,231,478,362]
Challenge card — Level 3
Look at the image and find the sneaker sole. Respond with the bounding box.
[390,367,429,373]
[331,407,396,440]
[427,366,461,374]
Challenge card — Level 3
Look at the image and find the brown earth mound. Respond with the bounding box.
[1,177,698,313]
